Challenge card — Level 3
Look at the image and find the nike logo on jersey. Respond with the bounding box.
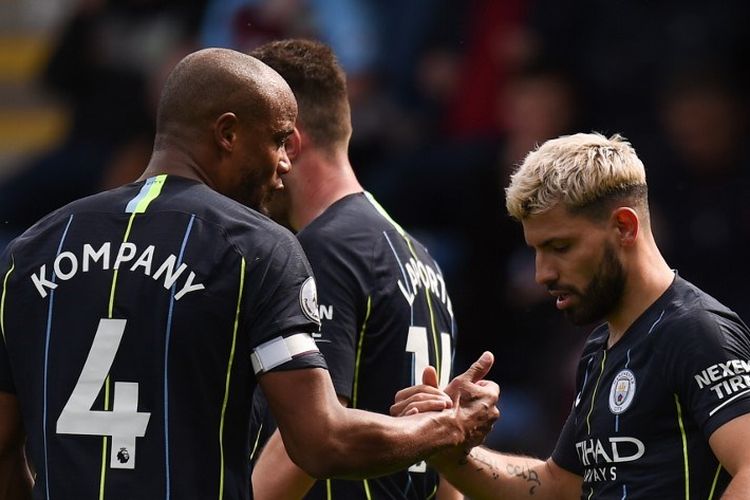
[31,242,205,300]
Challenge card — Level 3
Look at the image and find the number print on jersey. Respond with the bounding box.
[56,318,151,470]
[406,326,452,473]
[406,326,451,389]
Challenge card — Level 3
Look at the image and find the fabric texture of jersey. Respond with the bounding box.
[0,175,326,500]
[552,274,750,499]
[251,192,456,499]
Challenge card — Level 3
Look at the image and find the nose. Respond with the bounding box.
[278,149,291,175]
[534,252,558,286]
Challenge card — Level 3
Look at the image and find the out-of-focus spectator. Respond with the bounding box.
[651,68,750,318]
[0,0,204,247]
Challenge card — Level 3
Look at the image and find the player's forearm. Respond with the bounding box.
[287,406,466,480]
[430,447,562,500]
[436,474,464,500]
[252,430,316,500]
[0,447,32,500]
[721,468,750,499]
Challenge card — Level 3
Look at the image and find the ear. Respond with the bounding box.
[285,127,303,160]
[612,207,639,246]
[214,112,238,153]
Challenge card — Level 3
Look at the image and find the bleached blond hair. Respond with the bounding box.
[506,132,648,220]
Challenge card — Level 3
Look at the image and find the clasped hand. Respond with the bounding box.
[391,351,500,451]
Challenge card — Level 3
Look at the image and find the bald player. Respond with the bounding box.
[0,48,499,500]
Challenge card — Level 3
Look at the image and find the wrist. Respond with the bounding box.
[428,445,472,471]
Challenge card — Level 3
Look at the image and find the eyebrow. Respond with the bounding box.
[537,236,570,249]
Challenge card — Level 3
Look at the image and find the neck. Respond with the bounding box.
[606,237,675,347]
[290,147,362,231]
[139,145,216,190]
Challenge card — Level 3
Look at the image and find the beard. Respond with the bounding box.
[563,242,626,326]
[264,188,293,230]
[233,166,274,215]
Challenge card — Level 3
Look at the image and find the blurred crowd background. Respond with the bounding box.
[1,0,749,458]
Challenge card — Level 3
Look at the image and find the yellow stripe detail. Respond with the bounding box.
[366,192,446,380]
[423,282,441,377]
[363,478,372,500]
[352,296,372,408]
[249,423,263,461]
[108,213,137,315]
[219,257,245,500]
[426,484,437,499]
[98,178,167,499]
[326,479,332,499]
[674,394,690,499]
[1,255,15,341]
[132,174,167,214]
[364,192,407,237]
[99,211,138,500]
[585,351,607,434]
[708,463,722,499]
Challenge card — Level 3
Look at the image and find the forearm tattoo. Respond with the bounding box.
[457,450,542,495]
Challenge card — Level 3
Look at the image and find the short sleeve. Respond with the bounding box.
[241,232,326,373]
[664,313,750,438]
[298,232,362,400]
[551,410,583,476]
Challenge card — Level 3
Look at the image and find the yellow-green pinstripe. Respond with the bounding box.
[99,174,166,500]
[351,296,373,409]
[708,463,722,499]
[363,192,444,378]
[674,394,690,499]
[1,256,15,341]
[219,256,245,500]
[585,351,607,435]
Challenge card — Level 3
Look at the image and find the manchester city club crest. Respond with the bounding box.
[609,369,636,414]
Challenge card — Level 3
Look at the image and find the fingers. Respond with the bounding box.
[460,351,494,384]
[391,385,452,416]
[422,365,439,388]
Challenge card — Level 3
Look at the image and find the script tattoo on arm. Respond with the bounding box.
[506,463,542,495]
[456,450,542,495]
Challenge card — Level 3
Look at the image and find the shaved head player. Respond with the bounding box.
[0,48,499,500]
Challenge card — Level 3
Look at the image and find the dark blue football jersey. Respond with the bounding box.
[552,275,750,498]
[0,174,326,500]
[251,192,456,499]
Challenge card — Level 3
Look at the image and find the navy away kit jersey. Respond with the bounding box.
[252,192,456,499]
[552,275,750,498]
[0,175,325,500]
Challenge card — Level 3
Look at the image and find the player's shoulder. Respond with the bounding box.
[299,191,436,263]
[5,183,133,254]
[298,192,392,252]
[655,275,749,346]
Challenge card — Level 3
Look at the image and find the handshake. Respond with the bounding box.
[391,352,500,460]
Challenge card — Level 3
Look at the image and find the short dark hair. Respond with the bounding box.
[250,39,352,151]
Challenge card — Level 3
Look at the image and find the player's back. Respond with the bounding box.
[0,175,313,500]
[297,192,456,499]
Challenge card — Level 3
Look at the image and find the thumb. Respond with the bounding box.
[461,351,494,383]
[422,365,439,388]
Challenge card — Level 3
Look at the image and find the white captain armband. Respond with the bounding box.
[251,333,320,375]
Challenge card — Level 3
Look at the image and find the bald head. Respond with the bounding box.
[154,48,296,149]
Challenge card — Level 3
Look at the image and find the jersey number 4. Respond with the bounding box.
[56,318,151,470]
